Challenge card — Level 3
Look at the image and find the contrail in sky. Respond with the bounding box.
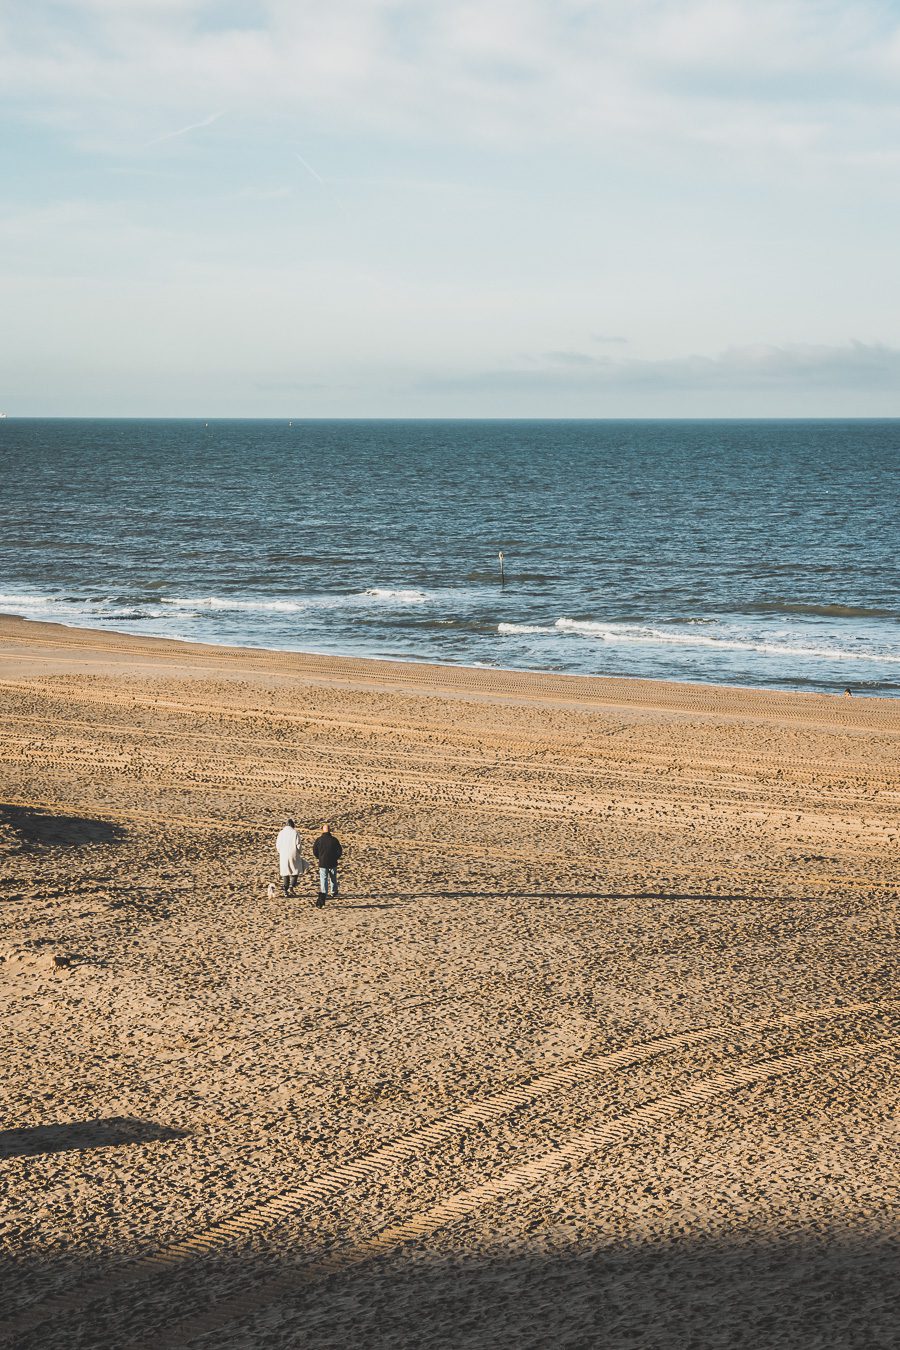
[150,111,225,145]
[295,152,325,184]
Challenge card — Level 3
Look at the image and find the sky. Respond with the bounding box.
[2,0,900,417]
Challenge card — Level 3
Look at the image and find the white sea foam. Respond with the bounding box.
[162,588,433,615]
[363,588,429,603]
[0,592,52,607]
[162,596,310,614]
[552,617,900,663]
[495,614,900,665]
[3,587,438,626]
[498,622,556,635]
[162,588,439,615]
[0,592,167,626]
[0,592,98,620]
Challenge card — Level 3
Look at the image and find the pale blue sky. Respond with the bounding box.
[2,0,900,416]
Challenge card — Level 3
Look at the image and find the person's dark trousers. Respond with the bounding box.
[282,876,297,896]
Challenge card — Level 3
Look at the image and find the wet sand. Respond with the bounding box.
[1,614,898,1349]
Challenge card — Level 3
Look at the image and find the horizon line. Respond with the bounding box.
[3,415,900,424]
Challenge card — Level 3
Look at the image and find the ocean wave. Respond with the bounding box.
[161,596,310,613]
[0,592,167,624]
[553,617,900,663]
[0,592,52,607]
[495,615,900,665]
[0,592,119,615]
[161,588,432,615]
[2,586,451,628]
[363,588,428,602]
[498,622,556,635]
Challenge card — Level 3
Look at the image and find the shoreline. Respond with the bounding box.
[1,612,896,714]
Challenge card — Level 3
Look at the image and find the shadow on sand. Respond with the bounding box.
[342,890,794,905]
[0,804,127,852]
[2,1232,895,1349]
[0,1117,189,1161]
[339,903,405,911]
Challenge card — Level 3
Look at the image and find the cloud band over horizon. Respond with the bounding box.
[1,1,899,416]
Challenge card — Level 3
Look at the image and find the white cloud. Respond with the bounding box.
[2,1,900,162]
[3,3,900,415]
[432,340,900,393]
[147,109,225,144]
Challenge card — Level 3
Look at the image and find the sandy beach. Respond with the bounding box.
[1,613,897,1349]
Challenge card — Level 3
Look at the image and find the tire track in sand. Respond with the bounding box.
[145,1032,899,1350]
[2,999,894,1347]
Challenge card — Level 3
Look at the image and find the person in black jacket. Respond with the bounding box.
[312,824,343,906]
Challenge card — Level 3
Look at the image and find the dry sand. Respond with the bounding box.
[0,614,897,1349]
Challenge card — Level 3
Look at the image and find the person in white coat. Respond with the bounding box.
[275,818,308,896]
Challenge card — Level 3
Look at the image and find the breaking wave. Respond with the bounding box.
[162,596,309,613]
[497,616,900,665]
[162,588,431,614]
[363,588,429,602]
[497,622,555,636]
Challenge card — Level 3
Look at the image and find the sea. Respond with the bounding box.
[1,419,898,695]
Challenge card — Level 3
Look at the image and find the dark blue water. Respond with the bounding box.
[1,419,898,693]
